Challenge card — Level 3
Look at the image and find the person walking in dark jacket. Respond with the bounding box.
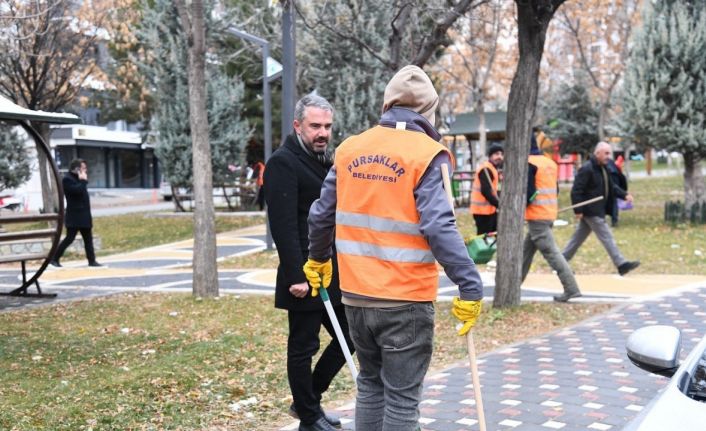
[50,159,102,267]
[606,158,628,226]
[562,142,639,276]
[264,94,353,431]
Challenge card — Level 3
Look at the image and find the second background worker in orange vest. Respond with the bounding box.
[470,143,503,234]
[521,139,581,302]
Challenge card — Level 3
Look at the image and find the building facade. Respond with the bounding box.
[50,124,160,189]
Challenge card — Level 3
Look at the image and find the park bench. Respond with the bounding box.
[0,94,78,297]
[0,213,62,297]
[172,182,259,212]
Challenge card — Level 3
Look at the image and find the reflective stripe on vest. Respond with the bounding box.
[336,211,423,237]
[470,161,498,215]
[336,239,435,263]
[334,125,451,301]
[526,155,559,221]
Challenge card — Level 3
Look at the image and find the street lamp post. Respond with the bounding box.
[281,0,296,139]
[226,27,277,250]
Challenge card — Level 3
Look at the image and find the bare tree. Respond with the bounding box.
[175,0,219,297]
[0,0,107,212]
[555,0,639,141]
[494,0,566,308]
[435,0,506,162]
[297,0,489,73]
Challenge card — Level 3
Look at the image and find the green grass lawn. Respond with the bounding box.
[0,293,610,431]
[90,213,265,257]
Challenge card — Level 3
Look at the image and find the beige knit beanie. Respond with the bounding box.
[382,65,439,125]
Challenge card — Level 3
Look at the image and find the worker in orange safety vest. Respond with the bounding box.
[470,143,503,234]
[521,138,581,302]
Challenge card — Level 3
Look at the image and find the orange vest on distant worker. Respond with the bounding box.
[255,162,265,187]
[525,155,558,221]
[334,125,451,301]
[470,161,498,215]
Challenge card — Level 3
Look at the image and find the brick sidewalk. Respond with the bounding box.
[281,285,705,431]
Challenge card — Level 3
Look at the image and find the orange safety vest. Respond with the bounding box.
[334,125,452,301]
[470,161,498,215]
[526,155,559,221]
[255,162,265,187]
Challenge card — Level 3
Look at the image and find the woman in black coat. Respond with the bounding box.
[50,158,101,267]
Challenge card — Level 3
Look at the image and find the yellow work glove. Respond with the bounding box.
[302,258,333,297]
[451,297,483,336]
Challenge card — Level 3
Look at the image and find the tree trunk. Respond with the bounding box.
[494,1,559,308]
[180,0,219,297]
[31,122,57,214]
[683,152,705,210]
[476,97,487,166]
[172,185,186,213]
[597,99,608,142]
[646,147,652,176]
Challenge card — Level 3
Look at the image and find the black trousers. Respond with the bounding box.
[473,214,497,235]
[287,304,354,424]
[54,227,96,264]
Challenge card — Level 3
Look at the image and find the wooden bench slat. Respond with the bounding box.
[0,253,48,264]
[0,229,57,242]
[0,213,60,224]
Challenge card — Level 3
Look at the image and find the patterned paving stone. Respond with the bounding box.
[315,285,706,431]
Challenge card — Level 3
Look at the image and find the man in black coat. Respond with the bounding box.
[562,142,639,276]
[50,158,102,267]
[264,94,353,431]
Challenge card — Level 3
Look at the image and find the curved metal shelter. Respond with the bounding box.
[0,95,80,296]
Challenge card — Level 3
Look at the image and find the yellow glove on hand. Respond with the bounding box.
[451,297,482,336]
[302,258,333,297]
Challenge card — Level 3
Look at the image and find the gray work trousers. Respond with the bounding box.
[522,220,579,295]
[346,302,434,431]
[562,215,627,268]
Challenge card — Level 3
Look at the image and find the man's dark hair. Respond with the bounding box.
[69,158,86,172]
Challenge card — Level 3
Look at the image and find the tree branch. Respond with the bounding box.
[292,0,396,70]
[412,0,487,67]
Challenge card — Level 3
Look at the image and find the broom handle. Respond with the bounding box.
[440,163,487,431]
[558,195,603,213]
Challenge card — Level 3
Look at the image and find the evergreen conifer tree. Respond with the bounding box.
[622,0,706,207]
[0,123,31,193]
[543,77,600,157]
[138,0,251,193]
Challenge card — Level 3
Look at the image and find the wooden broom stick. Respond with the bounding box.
[440,163,487,431]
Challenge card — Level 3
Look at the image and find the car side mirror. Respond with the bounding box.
[626,325,681,378]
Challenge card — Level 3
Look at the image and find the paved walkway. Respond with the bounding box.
[2,224,702,311]
[1,224,704,431]
[282,283,706,431]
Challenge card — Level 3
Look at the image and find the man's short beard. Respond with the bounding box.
[304,138,328,154]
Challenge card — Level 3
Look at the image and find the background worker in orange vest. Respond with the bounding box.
[521,139,581,302]
[253,159,265,210]
[470,143,503,234]
[303,65,483,431]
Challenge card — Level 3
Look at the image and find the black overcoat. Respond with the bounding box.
[571,156,627,218]
[62,172,93,229]
[264,135,341,311]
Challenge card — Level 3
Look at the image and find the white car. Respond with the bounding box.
[623,325,706,430]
